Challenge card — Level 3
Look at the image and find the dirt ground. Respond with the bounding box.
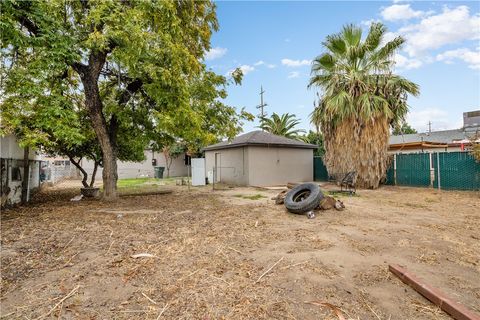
[1,182,479,319]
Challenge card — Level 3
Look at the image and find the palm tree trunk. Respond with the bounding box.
[323,116,389,188]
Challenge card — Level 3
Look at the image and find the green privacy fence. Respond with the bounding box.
[318,152,480,191]
[313,157,329,181]
[394,153,431,187]
[432,152,480,190]
[386,151,480,191]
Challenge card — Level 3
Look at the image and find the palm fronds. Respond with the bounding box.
[259,113,306,139]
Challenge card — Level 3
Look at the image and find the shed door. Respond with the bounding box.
[191,158,206,186]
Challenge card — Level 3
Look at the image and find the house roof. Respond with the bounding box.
[389,128,476,145]
[203,130,317,151]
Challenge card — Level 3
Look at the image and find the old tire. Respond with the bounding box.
[284,183,323,214]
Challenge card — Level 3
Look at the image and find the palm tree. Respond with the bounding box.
[259,113,306,139]
[309,23,419,188]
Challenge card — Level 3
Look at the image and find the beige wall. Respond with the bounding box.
[248,146,313,186]
[204,146,313,187]
[82,150,188,180]
[205,147,249,185]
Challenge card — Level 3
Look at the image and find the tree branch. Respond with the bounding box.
[69,156,89,188]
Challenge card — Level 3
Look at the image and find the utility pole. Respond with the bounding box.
[428,121,432,133]
[256,86,267,121]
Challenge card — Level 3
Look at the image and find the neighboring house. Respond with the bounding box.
[389,110,480,154]
[81,149,189,180]
[203,130,317,187]
[1,135,43,207]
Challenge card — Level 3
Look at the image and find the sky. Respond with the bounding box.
[204,0,480,134]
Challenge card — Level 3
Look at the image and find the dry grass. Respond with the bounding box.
[1,183,479,319]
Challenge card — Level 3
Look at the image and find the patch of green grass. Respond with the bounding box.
[234,194,267,200]
[116,177,177,188]
[106,177,182,194]
[327,190,359,197]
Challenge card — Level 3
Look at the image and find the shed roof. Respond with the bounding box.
[203,130,317,151]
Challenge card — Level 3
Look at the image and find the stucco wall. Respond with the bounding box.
[205,147,249,186]
[247,146,313,186]
[82,150,188,180]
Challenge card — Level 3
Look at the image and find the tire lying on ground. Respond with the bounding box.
[284,183,324,214]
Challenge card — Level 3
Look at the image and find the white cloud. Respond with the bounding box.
[399,6,480,57]
[407,108,461,132]
[394,53,423,70]
[226,64,255,77]
[436,48,480,69]
[287,71,300,79]
[239,64,255,75]
[205,47,227,60]
[267,64,276,69]
[381,4,424,21]
[281,58,311,67]
[254,60,265,66]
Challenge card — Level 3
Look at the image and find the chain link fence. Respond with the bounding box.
[385,151,480,191]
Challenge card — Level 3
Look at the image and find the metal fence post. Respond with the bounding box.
[429,153,433,187]
[437,152,441,190]
[393,154,397,185]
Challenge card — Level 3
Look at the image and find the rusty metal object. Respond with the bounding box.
[389,264,480,320]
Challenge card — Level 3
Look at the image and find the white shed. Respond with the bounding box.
[203,131,317,187]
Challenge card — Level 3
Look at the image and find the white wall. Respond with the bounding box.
[81,149,188,180]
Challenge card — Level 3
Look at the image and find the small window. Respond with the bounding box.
[11,167,22,181]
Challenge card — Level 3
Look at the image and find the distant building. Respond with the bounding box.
[389,110,480,154]
[81,149,189,180]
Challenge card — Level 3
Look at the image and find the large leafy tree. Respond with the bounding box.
[1,0,220,200]
[309,23,419,188]
[259,113,305,139]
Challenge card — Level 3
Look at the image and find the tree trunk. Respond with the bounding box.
[90,161,99,187]
[74,52,118,200]
[69,157,89,188]
[163,149,172,178]
[21,146,30,204]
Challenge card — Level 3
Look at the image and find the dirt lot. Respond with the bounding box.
[1,182,479,319]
